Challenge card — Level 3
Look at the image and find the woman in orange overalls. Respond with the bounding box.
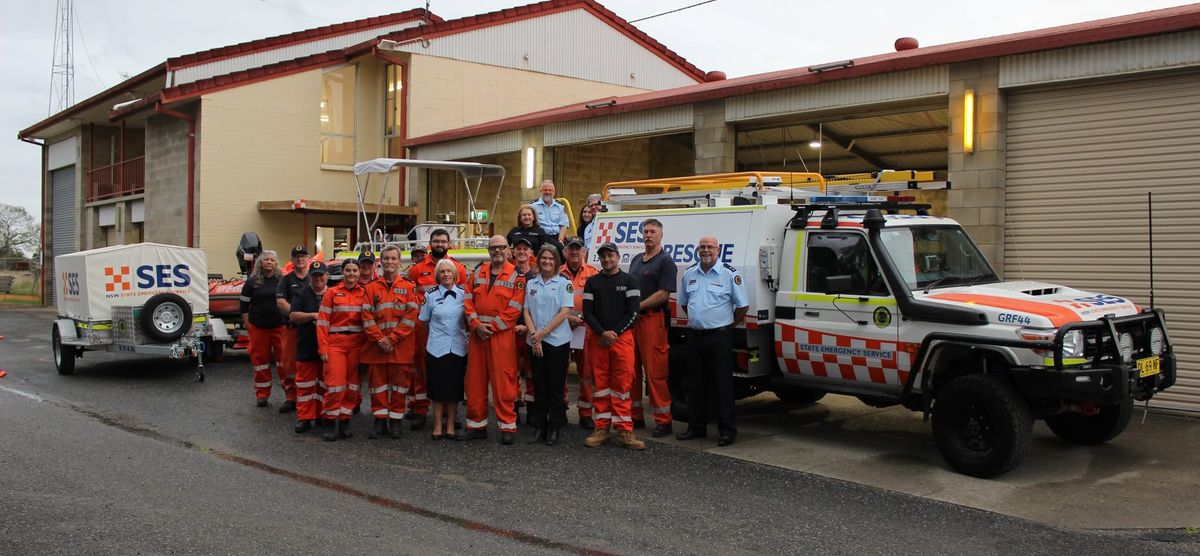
[317,258,369,441]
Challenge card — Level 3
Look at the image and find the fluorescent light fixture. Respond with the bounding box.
[808,139,822,149]
[963,89,975,154]
[524,147,535,188]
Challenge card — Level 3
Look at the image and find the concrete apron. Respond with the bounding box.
[646,393,1200,530]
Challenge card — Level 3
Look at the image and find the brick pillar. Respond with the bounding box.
[520,128,555,193]
[948,60,1006,276]
[693,100,734,175]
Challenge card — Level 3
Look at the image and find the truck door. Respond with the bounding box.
[774,229,903,394]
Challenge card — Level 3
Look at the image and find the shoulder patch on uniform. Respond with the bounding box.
[565,283,574,293]
[734,275,742,285]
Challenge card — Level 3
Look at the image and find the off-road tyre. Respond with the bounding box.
[140,293,192,343]
[932,374,1033,478]
[53,324,77,375]
[1045,398,1134,445]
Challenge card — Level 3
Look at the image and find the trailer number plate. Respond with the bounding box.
[1136,356,1160,378]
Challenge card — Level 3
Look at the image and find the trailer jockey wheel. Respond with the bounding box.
[141,293,193,343]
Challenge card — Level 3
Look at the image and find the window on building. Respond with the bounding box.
[315,226,352,259]
[385,64,403,137]
[321,65,357,166]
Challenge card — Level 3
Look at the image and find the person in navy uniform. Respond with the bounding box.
[676,235,749,446]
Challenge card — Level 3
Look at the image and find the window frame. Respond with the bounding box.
[804,230,891,297]
[320,63,358,170]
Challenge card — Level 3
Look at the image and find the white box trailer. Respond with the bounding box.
[52,243,229,380]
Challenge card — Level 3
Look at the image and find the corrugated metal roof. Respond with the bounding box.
[1000,29,1200,88]
[407,3,1200,147]
[545,105,692,146]
[726,67,949,123]
[412,131,522,160]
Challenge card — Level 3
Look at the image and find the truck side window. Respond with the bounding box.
[806,232,888,297]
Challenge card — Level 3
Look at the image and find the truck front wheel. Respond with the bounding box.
[772,385,826,405]
[1045,399,1133,445]
[52,325,77,375]
[932,374,1033,478]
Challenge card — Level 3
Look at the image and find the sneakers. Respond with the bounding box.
[579,416,594,430]
[500,432,516,445]
[651,423,673,438]
[294,420,313,434]
[583,428,611,448]
[278,400,296,414]
[617,430,646,450]
[255,397,269,408]
[456,429,488,441]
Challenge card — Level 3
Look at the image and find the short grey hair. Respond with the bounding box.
[434,258,459,283]
[379,244,402,258]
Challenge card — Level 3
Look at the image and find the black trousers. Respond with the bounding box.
[686,328,736,438]
[529,341,570,431]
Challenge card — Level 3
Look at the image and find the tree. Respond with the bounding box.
[0,204,39,259]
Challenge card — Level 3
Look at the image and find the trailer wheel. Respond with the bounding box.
[1045,398,1133,445]
[52,324,77,375]
[141,293,192,343]
[932,374,1033,478]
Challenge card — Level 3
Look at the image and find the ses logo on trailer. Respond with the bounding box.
[104,264,193,298]
[596,220,735,264]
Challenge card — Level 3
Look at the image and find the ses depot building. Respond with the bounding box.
[20,2,1200,411]
[19,0,708,288]
[401,4,1200,412]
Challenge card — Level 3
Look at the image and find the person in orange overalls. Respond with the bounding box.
[560,236,599,429]
[288,260,329,435]
[317,259,368,441]
[240,250,288,407]
[406,229,470,430]
[582,242,644,450]
[460,235,527,445]
[362,245,420,439]
[628,218,677,438]
[347,254,379,416]
[273,245,310,414]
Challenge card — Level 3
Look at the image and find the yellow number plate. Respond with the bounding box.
[1137,356,1161,378]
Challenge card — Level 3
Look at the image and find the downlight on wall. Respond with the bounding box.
[963,89,975,154]
[524,147,535,188]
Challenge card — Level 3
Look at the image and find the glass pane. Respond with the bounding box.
[321,66,356,134]
[806,232,887,296]
[321,136,354,166]
[384,64,402,137]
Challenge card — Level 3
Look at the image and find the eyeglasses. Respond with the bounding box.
[488,245,507,251]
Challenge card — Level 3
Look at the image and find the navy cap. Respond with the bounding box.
[512,236,534,248]
[411,245,428,254]
[308,260,328,275]
[564,236,585,248]
[596,241,619,255]
[358,253,375,264]
[291,244,309,257]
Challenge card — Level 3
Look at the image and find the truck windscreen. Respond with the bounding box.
[879,226,998,291]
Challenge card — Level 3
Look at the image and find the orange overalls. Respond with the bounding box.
[407,255,470,418]
[362,275,420,422]
[463,262,526,434]
[317,283,367,422]
[561,262,599,420]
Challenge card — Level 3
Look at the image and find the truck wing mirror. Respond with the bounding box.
[826,274,854,294]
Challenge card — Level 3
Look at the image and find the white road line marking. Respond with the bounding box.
[0,385,44,402]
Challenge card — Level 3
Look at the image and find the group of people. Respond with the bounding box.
[238,182,750,448]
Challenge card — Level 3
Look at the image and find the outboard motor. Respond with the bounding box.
[236,232,262,274]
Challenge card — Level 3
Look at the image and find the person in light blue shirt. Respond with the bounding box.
[676,235,749,446]
[530,180,569,247]
[522,244,575,445]
[418,258,469,440]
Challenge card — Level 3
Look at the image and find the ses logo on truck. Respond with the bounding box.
[104,263,193,298]
[597,220,735,264]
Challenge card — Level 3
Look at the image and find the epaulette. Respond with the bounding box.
[723,263,739,273]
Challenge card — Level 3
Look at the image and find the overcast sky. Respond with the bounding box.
[1,0,1188,220]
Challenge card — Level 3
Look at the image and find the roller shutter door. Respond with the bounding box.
[1005,70,1200,412]
[50,166,77,305]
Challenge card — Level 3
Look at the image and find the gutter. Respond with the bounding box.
[154,103,196,248]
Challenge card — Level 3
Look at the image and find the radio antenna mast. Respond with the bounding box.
[49,0,75,115]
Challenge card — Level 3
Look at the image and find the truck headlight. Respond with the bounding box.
[1061,330,1085,359]
[1117,333,1134,362]
[1149,327,1164,355]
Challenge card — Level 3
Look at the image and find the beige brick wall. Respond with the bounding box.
[406,55,649,139]
[947,59,1006,273]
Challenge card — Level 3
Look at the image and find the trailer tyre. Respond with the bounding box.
[141,293,192,343]
[53,324,77,375]
[1045,398,1134,445]
[932,374,1033,478]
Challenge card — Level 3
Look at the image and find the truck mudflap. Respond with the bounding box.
[907,309,1175,411]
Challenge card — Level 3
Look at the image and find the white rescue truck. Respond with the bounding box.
[594,172,1177,477]
[52,243,229,381]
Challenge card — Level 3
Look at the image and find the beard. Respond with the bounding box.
[431,246,447,258]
